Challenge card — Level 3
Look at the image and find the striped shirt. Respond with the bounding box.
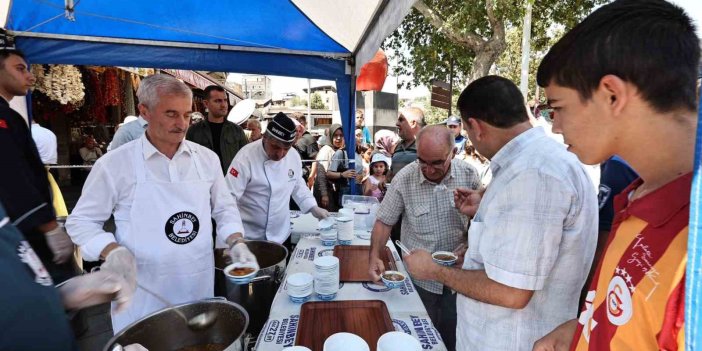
[376,159,480,294]
[573,173,690,350]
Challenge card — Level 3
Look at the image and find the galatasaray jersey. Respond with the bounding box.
[572,173,689,351]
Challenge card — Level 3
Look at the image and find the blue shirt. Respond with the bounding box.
[362,126,372,146]
[597,155,638,232]
[108,116,148,151]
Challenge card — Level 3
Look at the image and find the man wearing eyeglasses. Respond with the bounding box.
[402,76,597,351]
[368,125,481,351]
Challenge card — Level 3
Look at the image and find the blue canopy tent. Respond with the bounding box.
[0,0,416,173]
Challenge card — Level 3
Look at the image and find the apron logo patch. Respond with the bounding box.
[229,167,239,178]
[165,211,200,244]
[0,119,7,129]
[17,240,53,286]
[288,169,294,178]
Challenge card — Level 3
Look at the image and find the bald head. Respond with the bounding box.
[417,125,454,154]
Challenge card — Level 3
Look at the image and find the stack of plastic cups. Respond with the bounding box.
[313,256,340,300]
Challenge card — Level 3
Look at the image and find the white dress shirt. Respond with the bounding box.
[67,134,244,260]
[31,123,57,164]
[457,127,598,351]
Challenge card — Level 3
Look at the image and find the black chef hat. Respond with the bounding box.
[266,112,297,143]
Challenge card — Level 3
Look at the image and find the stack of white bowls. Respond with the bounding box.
[336,216,354,245]
[319,217,337,246]
[286,272,314,303]
[313,256,340,300]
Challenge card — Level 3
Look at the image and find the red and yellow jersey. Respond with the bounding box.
[572,173,689,351]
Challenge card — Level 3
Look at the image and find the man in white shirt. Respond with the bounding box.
[30,120,57,165]
[226,112,329,244]
[66,74,256,333]
[403,76,597,351]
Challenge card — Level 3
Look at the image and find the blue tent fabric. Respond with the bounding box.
[7,0,348,52]
[16,38,347,80]
[686,92,702,350]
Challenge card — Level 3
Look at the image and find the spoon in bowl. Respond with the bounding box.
[395,240,412,256]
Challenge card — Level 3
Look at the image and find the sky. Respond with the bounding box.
[227,0,702,101]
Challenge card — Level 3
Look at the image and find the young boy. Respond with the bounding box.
[533,0,699,350]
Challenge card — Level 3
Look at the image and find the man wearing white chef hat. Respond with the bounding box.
[66,74,256,333]
[226,112,329,244]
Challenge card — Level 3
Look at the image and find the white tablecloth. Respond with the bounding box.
[254,235,448,351]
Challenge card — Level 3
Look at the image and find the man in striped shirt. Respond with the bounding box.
[533,0,699,350]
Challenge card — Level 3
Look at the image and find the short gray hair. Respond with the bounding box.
[400,107,426,127]
[417,125,453,153]
[137,74,193,109]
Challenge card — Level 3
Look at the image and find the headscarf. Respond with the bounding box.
[326,123,344,150]
[374,129,398,157]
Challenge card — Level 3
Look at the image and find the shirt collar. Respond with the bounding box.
[489,126,544,174]
[140,132,191,160]
[137,116,148,128]
[616,172,692,227]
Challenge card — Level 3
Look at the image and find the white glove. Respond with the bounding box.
[45,225,74,264]
[229,242,259,270]
[58,270,126,310]
[310,206,329,220]
[101,246,137,312]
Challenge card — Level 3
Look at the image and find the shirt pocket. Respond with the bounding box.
[408,204,433,234]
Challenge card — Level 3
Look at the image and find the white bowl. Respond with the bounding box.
[377,331,422,351]
[380,270,406,289]
[314,256,340,269]
[323,332,370,351]
[223,263,259,284]
[432,251,457,266]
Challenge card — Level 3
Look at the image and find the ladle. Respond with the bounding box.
[137,283,217,330]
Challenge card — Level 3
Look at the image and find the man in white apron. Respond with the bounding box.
[66,74,256,333]
[226,112,329,244]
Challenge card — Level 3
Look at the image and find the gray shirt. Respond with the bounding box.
[108,116,148,151]
[376,159,480,294]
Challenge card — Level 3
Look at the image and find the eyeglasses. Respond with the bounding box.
[416,153,452,169]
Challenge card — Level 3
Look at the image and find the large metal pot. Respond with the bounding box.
[214,240,288,337]
[103,299,248,351]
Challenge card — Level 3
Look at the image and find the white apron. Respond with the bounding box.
[111,144,214,333]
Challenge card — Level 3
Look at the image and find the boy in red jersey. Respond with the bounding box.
[533,0,699,350]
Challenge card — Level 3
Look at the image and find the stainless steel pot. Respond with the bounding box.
[214,240,288,337]
[103,299,248,351]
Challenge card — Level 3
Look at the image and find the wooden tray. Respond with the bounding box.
[295,300,394,351]
[333,245,397,282]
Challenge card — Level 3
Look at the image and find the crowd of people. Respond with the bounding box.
[0,0,700,350]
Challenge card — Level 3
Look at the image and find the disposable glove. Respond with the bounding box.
[310,206,329,220]
[58,270,126,310]
[45,225,74,264]
[101,246,137,312]
[229,241,259,270]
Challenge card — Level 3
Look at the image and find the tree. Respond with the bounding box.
[384,0,607,91]
[310,93,326,109]
[291,95,308,107]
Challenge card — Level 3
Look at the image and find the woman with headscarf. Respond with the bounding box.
[313,124,355,211]
[374,129,398,157]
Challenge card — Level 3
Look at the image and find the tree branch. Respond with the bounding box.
[413,0,484,50]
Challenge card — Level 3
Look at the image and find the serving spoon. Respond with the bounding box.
[137,283,217,330]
